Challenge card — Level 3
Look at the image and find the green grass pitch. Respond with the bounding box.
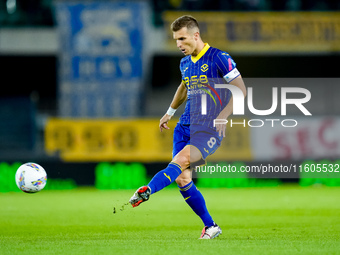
[0,185,339,255]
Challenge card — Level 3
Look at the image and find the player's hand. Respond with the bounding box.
[215,122,226,137]
[159,114,172,132]
[215,115,227,137]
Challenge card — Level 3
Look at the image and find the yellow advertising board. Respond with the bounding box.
[163,12,340,53]
[45,118,252,162]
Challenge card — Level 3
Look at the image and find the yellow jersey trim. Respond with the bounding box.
[191,43,210,64]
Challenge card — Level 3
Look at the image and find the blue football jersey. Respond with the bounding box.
[179,43,240,130]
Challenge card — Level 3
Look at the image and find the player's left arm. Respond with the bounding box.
[215,75,247,137]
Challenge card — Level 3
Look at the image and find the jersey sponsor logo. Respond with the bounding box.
[184,74,223,109]
[204,148,209,154]
[201,64,209,72]
[184,75,223,106]
[199,83,222,106]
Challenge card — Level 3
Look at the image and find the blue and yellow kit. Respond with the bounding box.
[179,43,240,130]
[173,43,241,160]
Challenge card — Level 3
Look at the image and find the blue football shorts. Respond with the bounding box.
[172,123,222,160]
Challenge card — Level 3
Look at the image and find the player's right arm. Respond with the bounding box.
[159,81,187,132]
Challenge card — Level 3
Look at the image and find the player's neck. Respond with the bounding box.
[191,40,205,57]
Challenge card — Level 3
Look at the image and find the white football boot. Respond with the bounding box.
[199,223,222,239]
[129,186,151,207]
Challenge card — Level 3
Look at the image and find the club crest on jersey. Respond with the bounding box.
[201,64,209,72]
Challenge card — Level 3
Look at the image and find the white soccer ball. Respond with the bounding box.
[15,163,47,193]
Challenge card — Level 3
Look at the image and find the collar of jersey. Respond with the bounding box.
[191,43,210,63]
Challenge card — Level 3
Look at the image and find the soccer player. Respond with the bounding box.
[129,15,246,239]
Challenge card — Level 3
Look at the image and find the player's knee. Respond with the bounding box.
[172,153,190,170]
[175,168,192,187]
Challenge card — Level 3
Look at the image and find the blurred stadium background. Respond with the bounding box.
[1,0,340,189]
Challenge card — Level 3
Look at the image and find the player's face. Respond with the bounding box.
[173,27,199,56]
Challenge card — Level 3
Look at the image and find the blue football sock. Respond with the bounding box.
[179,181,214,227]
[148,162,182,194]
